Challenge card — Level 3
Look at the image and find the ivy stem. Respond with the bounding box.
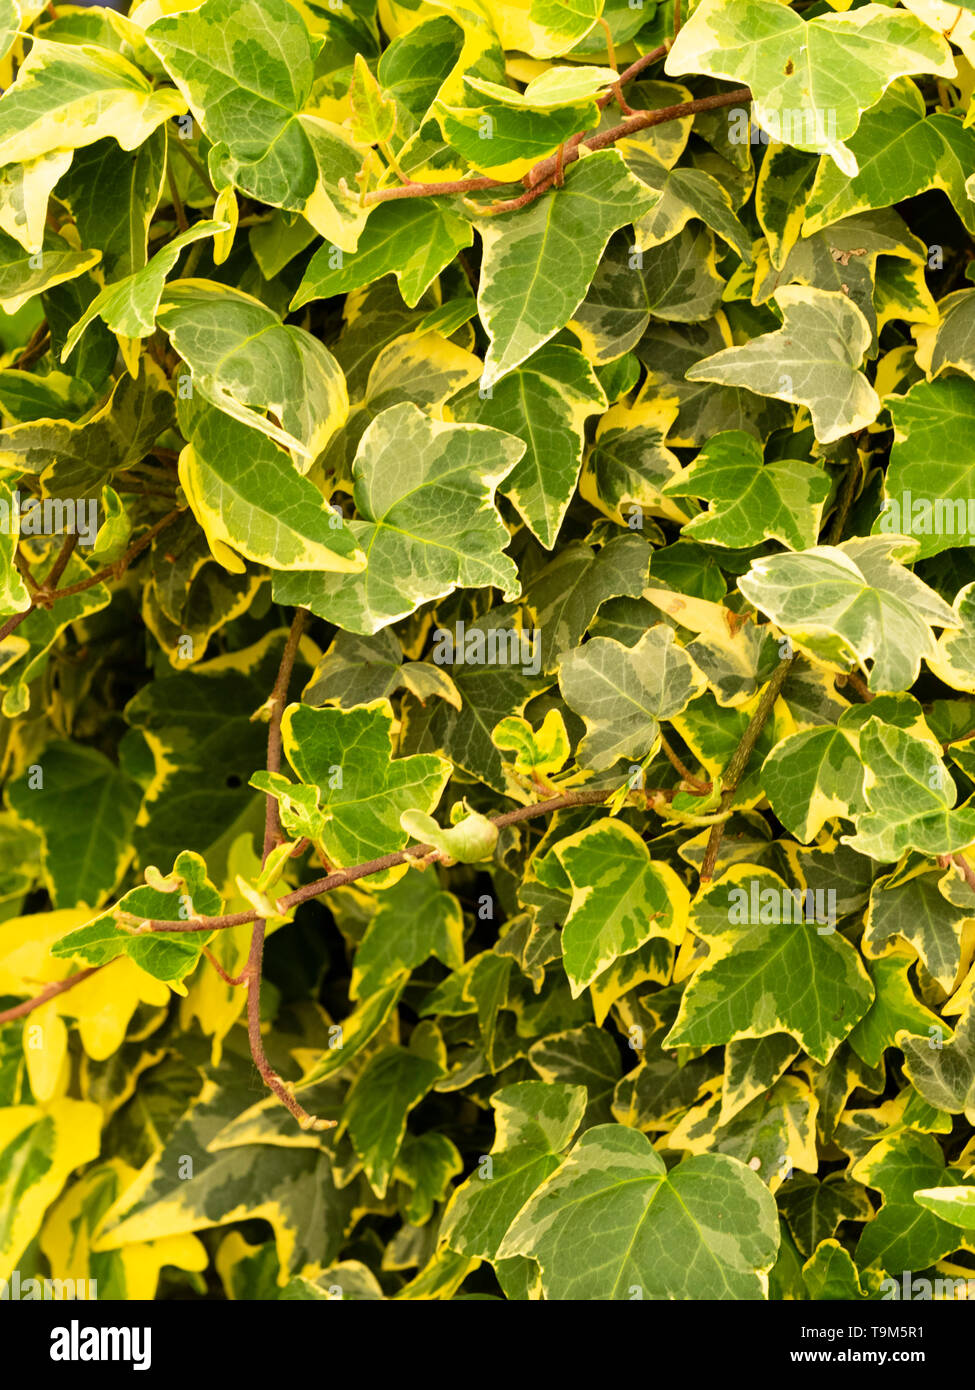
[240,609,330,1130]
[699,655,796,883]
[364,86,750,208]
[658,731,710,792]
[0,533,77,643]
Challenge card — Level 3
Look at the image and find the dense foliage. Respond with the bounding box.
[2,0,975,1303]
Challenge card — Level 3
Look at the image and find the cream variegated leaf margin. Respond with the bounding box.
[158,280,349,467]
[686,286,880,444]
[666,0,955,175]
[0,39,186,166]
[553,820,689,997]
[559,625,706,771]
[739,536,959,693]
[273,402,524,635]
[474,150,656,387]
[176,401,366,575]
[497,1125,780,1300]
[665,866,874,1065]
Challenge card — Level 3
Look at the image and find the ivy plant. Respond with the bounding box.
[2,0,975,1304]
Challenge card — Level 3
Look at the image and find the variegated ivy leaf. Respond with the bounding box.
[437,78,603,182]
[449,344,607,549]
[49,851,223,986]
[0,0,18,65]
[253,701,451,877]
[622,143,752,261]
[686,286,880,444]
[480,0,603,59]
[474,149,655,387]
[145,0,367,248]
[900,1009,975,1124]
[0,1099,102,1279]
[176,400,365,575]
[559,625,706,771]
[157,280,349,466]
[929,581,975,693]
[663,429,830,551]
[852,1130,966,1271]
[0,228,101,315]
[664,866,874,1066]
[913,1186,975,1230]
[738,536,959,693]
[665,0,955,175]
[497,1125,779,1299]
[876,377,975,559]
[760,700,895,842]
[552,820,689,996]
[62,222,228,363]
[291,198,474,311]
[0,478,30,618]
[843,719,975,861]
[273,402,524,635]
[0,149,74,257]
[803,80,975,238]
[440,1080,587,1260]
[349,52,396,148]
[0,37,186,166]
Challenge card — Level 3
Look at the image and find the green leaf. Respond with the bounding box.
[738,536,958,693]
[257,700,451,874]
[292,199,473,311]
[559,626,706,771]
[351,870,464,1000]
[50,851,222,986]
[0,38,186,166]
[877,377,975,558]
[54,130,167,280]
[344,1044,443,1197]
[158,280,349,465]
[552,820,689,996]
[176,400,365,575]
[6,742,141,910]
[474,149,654,387]
[665,866,874,1065]
[666,0,954,174]
[497,1125,779,1299]
[686,286,880,444]
[449,343,606,548]
[440,1079,587,1260]
[843,718,975,861]
[663,429,830,551]
[146,0,367,247]
[272,402,523,635]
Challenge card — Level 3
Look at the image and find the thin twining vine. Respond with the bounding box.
[0,620,790,1128]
